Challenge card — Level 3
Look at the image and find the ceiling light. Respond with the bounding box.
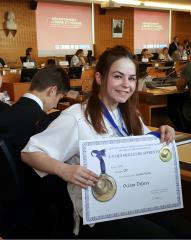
[114,0,142,6]
[144,1,191,11]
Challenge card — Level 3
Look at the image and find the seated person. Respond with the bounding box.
[46,58,56,66]
[21,45,191,239]
[23,47,37,67]
[87,50,93,66]
[183,39,190,56]
[176,61,191,123]
[158,47,172,62]
[70,49,86,67]
[141,48,153,62]
[167,61,191,132]
[168,36,179,57]
[0,65,74,238]
[0,65,69,151]
[171,44,184,61]
[0,74,10,112]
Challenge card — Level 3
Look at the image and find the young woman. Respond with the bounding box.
[70,49,86,67]
[25,47,35,62]
[22,45,184,238]
[141,48,153,62]
[158,47,172,62]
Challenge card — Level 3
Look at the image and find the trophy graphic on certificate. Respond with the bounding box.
[91,149,117,202]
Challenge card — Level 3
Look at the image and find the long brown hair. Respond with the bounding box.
[84,45,143,135]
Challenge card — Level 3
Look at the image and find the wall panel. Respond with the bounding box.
[171,11,191,43]
[94,4,134,57]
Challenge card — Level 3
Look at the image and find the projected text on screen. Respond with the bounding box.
[36,2,92,57]
[134,9,169,54]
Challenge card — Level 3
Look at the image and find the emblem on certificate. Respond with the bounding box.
[91,149,117,202]
[160,145,172,162]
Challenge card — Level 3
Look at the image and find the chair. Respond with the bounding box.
[65,55,73,66]
[176,104,191,133]
[151,52,159,60]
[68,66,83,91]
[0,137,22,201]
[135,54,142,61]
[167,93,191,133]
[0,136,74,238]
[20,56,27,64]
[0,58,6,67]
[68,66,82,79]
[20,68,39,82]
[0,137,48,237]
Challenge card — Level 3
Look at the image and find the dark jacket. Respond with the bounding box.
[168,42,178,57]
[0,97,46,151]
[0,101,10,112]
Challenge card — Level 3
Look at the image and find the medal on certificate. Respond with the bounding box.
[160,145,172,162]
[91,149,117,202]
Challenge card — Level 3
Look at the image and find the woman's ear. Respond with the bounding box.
[95,72,102,85]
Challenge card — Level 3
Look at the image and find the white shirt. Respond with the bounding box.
[22,103,150,234]
[23,93,43,110]
[70,55,80,67]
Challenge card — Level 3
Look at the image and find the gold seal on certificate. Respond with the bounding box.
[92,174,117,202]
[160,146,172,162]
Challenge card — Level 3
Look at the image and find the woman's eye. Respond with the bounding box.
[129,77,136,81]
[114,75,122,79]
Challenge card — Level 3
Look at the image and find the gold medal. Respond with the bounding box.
[160,146,172,162]
[92,174,117,202]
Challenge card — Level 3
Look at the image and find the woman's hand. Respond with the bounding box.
[159,125,175,144]
[58,163,98,189]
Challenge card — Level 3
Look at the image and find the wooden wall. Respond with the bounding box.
[171,11,191,43]
[0,0,37,67]
[94,4,134,57]
[1,0,191,65]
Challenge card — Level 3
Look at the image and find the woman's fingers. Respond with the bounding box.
[159,125,175,144]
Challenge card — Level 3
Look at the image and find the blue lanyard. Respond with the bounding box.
[100,101,128,137]
[91,149,106,174]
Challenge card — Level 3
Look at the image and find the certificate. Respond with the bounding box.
[79,135,183,225]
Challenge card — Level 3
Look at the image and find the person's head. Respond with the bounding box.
[47,59,56,66]
[29,65,70,111]
[173,36,179,43]
[26,47,33,57]
[85,45,142,136]
[178,44,183,52]
[162,47,169,55]
[141,48,149,58]
[87,50,92,57]
[94,45,136,108]
[75,49,84,57]
[183,39,189,48]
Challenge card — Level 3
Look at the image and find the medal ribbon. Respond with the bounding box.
[100,100,128,137]
[91,149,106,174]
[147,131,160,139]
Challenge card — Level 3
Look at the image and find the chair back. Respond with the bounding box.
[68,66,82,79]
[20,56,26,64]
[0,137,22,200]
[0,58,6,67]
[65,55,73,66]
